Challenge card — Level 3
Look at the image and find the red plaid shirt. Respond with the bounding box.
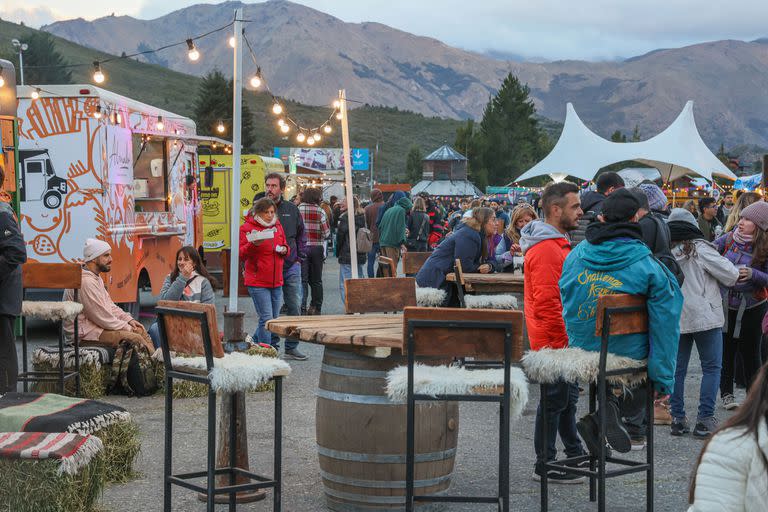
[299,203,330,246]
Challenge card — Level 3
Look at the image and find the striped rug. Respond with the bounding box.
[0,431,103,475]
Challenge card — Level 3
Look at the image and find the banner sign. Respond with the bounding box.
[274,147,370,172]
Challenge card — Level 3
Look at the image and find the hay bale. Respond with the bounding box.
[95,420,141,483]
[31,361,110,399]
[0,452,105,512]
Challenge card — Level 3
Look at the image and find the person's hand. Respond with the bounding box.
[128,320,146,333]
[510,243,521,253]
[478,264,491,274]
[738,266,753,282]
[179,260,194,279]
[405,228,410,237]
[401,244,408,254]
[275,245,287,255]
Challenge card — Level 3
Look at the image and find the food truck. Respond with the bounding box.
[0,60,19,213]
[16,84,204,311]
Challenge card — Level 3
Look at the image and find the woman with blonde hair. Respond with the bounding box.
[496,204,538,258]
[406,196,431,252]
[724,192,762,233]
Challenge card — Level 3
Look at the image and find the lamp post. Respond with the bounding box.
[11,39,27,85]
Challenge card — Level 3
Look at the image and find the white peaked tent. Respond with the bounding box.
[513,101,737,184]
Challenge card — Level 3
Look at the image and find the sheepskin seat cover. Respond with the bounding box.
[522,347,647,387]
[464,294,518,310]
[386,364,529,419]
[22,301,83,321]
[415,287,447,307]
[169,351,291,393]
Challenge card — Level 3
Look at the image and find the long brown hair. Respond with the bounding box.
[725,192,761,232]
[169,246,217,287]
[505,205,537,244]
[751,226,768,268]
[462,207,494,259]
[689,360,768,503]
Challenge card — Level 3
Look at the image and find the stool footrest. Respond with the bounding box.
[414,495,500,504]
[169,466,278,495]
[546,458,650,479]
[413,393,502,403]
[18,371,80,382]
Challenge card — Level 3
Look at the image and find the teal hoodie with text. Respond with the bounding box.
[559,232,683,394]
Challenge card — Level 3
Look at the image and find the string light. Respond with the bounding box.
[93,105,102,119]
[272,102,283,115]
[116,112,122,124]
[277,118,285,127]
[187,39,200,61]
[31,88,40,100]
[323,125,332,134]
[216,120,225,133]
[307,136,315,146]
[280,124,290,133]
[336,112,343,120]
[92,61,105,84]
[296,132,306,143]
[0,70,5,88]
[313,132,321,142]
[228,36,236,48]
[156,116,164,131]
[332,100,341,109]
[249,67,262,88]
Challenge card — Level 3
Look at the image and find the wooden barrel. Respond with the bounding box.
[316,347,459,510]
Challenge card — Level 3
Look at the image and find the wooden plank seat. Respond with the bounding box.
[344,277,416,314]
[454,259,518,310]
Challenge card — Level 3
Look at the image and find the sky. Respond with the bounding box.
[2,0,767,61]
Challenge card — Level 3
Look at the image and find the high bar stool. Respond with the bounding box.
[156,300,291,512]
[522,294,653,512]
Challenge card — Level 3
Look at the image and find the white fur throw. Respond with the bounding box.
[169,352,291,393]
[464,294,518,310]
[415,287,447,307]
[386,364,529,419]
[522,347,647,387]
[22,301,83,321]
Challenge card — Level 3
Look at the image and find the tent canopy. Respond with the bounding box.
[513,101,737,184]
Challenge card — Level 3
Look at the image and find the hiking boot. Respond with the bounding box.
[670,417,691,436]
[532,466,585,484]
[722,393,740,410]
[630,437,647,451]
[693,417,718,439]
[307,305,320,316]
[653,400,672,425]
[284,348,308,361]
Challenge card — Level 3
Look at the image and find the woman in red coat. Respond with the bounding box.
[239,198,290,347]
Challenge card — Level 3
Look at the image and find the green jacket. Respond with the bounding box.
[378,197,413,248]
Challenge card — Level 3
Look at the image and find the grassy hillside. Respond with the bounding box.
[0,19,465,181]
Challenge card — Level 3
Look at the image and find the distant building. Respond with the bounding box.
[411,144,482,197]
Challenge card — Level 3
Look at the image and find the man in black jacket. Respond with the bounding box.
[263,173,309,360]
[0,164,27,391]
[570,172,625,246]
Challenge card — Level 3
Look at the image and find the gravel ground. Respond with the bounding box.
[20,258,743,511]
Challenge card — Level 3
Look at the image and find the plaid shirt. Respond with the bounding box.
[298,203,330,246]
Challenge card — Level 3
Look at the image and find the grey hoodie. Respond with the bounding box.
[520,220,569,255]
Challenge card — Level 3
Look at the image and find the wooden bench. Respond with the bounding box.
[402,252,430,276]
[345,277,416,314]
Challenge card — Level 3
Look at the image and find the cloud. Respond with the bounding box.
[0,4,59,27]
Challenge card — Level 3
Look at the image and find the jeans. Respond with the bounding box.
[670,328,722,420]
[367,242,380,278]
[148,322,160,349]
[616,382,648,438]
[281,264,301,350]
[248,286,283,347]
[534,380,584,467]
[301,245,325,311]
[721,302,767,396]
[339,263,364,304]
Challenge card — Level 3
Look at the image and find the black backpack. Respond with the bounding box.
[647,213,685,287]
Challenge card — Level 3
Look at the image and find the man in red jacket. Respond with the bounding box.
[521,181,586,483]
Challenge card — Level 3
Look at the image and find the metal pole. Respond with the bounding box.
[228,8,243,312]
[340,89,358,278]
[18,49,24,86]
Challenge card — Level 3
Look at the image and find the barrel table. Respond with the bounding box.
[267,314,459,511]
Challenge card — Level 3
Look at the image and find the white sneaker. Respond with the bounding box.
[722,393,740,410]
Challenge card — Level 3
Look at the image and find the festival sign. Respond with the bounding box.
[273,147,369,171]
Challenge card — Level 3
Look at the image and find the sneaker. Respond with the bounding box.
[602,401,632,453]
[283,348,308,361]
[722,393,740,410]
[653,400,672,425]
[532,467,586,484]
[630,437,646,451]
[577,414,602,457]
[693,417,718,439]
[670,417,691,437]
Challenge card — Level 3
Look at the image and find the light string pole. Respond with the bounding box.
[228,7,244,314]
[339,89,358,278]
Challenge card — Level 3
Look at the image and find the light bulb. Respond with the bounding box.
[272,103,283,115]
[333,100,341,109]
[116,112,122,124]
[92,61,105,84]
[93,105,102,119]
[250,75,261,88]
[156,116,164,131]
[323,125,332,134]
[228,36,236,48]
[277,118,285,126]
[280,124,290,133]
[0,75,5,88]
[187,39,199,61]
[31,88,40,100]
[216,121,225,133]
[307,136,315,146]
[296,132,306,143]
[336,112,343,120]
[313,133,321,142]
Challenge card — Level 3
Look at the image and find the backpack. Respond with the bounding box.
[648,213,685,286]
[108,339,159,397]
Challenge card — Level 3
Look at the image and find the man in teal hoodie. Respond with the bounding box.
[378,195,413,269]
[560,189,682,454]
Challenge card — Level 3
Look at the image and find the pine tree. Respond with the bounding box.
[405,145,423,184]
[193,70,256,151]
[474,73,548,185]
[10,31,72,84]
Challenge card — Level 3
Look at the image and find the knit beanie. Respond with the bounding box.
[740,201,768,231]
[601,188,641,222]
[83,238,111,262]
[666,208,698,228]
[638,183,668,212]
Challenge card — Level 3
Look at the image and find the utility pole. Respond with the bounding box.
[11,39,27,85]
[339,89,358,278]
[227,9,243,312]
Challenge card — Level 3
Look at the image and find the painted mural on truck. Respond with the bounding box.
[16,86,202,303]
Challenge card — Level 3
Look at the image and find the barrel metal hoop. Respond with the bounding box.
[316,388,395,405]
[320,469,451,489]
[317,445,456,464]
[321,363,389,379]
[324,487,449,505]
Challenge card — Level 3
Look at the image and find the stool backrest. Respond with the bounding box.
[403,306,524,361]
[155,301,225,367]
[22,262,81,290]
[402,252,430,276]
[345,277,417,314]
[378,255,396,277]
[595,294,647,336]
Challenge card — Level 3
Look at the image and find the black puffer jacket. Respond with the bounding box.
[570,191,606,247]
[336,212,368,265]
[0,201,27,316]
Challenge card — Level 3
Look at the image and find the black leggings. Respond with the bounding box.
[301,245,325,311]
[721,302,767,396]
[0,315,18,392]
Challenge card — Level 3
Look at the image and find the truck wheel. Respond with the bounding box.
[43,191,62,209]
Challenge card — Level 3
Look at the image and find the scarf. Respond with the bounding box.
[584,221,644,245]
[253,214,277,228]
[667,221,704,243]
[733,228,753,246]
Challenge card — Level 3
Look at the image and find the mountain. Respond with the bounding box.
[42,1,768,150]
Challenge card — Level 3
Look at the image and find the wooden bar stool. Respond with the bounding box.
[19,262,82,395]
[377,255,396,277]
[522,294,652,512]
[344,277,416,314]
[156,300,290,512]
[387,307,528,512]
[454,259,518,310]
[402,251,430,276]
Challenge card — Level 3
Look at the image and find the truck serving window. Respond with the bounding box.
[133,135,168,212]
